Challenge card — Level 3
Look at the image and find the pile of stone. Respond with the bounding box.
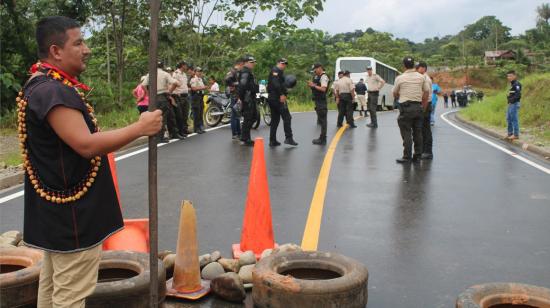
[0,230,23,248]
[160,243,302,302]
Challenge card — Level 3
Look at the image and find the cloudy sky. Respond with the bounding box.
[250,0,546,42]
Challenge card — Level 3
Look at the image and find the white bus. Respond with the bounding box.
[335,57,400,110]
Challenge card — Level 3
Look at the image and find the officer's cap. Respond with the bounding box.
[312,63,323,69]
[278,58,289,65]
[243,55,257,63]
[195,66,203,72]
[366,66,373,70]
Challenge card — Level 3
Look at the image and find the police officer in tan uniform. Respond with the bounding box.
[173,61,190,136]
[190,67,208,134]
[334,70,356,128]
[392,57,430,163]
[365,66,385,128]
[142,61,182,142]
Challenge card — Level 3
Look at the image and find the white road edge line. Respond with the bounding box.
[0,111,317,204]
[0,123,231,204]
[441,110,550,175]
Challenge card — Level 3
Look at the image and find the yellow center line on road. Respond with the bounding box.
[301,115,363,251]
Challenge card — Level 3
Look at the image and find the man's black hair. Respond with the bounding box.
[36,16,81,59]
[177,61,187,68]
[507,70,516,75]
[403,56,415,69]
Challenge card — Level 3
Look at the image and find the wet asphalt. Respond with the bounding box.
[1,106,549,308]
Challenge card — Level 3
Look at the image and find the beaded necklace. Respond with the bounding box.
[17,62,101,204]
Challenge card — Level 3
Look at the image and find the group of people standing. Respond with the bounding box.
[393,57,442,163]
[134,61,219,143]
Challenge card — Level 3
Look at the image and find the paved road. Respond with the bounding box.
[1,108,549,308]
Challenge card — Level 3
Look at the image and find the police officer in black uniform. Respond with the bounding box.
[267,58,298,147]
[506,70,522,140]
[237,55,259,146]
[308,63,330,145]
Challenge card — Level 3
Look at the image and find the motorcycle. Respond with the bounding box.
[204,92,232,127]
[254,90,271,129]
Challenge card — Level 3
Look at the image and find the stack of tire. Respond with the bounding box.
[1,246,165,308]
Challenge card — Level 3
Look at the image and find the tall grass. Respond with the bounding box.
[461,73,550,143]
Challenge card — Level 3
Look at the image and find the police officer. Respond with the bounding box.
[267,58,298,147]
[224,58,244,139]
[308,63,330,145]
[416,61,434,160]
[237,55,259,146]
[393,56,430,163]
[142,61,182,143]
[506,70,521,140]
[173,61,190,136]
[365,66,385,128]
[190,67,208,134]
[335,70,356,128]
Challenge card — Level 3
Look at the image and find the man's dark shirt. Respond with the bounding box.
[355,82,367,95]
[507,79,522,104]
[237,66,258,104]
[267,66,287,102]
[22,74,123,253]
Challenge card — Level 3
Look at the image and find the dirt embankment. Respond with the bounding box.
[430,68,506,93]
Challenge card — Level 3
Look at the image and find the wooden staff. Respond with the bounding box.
[147,0,161,306]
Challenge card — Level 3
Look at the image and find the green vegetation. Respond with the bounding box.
[461,73,550,145]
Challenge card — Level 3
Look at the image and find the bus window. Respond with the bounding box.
[340,60,372,73]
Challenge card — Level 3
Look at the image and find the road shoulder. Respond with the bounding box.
[454,112,550,161]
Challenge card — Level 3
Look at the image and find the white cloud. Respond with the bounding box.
[252,0,546,42]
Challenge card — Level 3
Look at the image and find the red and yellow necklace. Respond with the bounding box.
[17,61,101,204]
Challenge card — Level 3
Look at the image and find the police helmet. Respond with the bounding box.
[284,75,297,88]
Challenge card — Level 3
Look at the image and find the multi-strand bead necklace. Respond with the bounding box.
[17,62,101,204]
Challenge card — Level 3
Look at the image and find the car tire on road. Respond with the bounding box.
[456,282,550,308]
[86,250,166,308]
[0,247,43,308]
[252,251,369,308]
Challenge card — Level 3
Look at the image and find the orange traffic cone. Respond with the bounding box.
[232,138,276,259]
[103,152,149,252]
[166,200,210,300]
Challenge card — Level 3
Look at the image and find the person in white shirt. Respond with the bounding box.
[209,77,220,93]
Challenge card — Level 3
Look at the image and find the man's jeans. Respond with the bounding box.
[507,102,520,136]
[230,98,241,136]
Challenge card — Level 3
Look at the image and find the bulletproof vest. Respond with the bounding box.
[312,73,329,99]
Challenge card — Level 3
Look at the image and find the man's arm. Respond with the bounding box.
[378,76,386,89]
[47,106,162,159]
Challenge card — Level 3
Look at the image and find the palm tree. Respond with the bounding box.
[537,3,550,24]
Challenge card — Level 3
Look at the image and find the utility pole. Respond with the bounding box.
[148,0,161,307]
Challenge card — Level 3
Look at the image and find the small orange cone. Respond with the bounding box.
[103,152,149,252]
[166,200,210,300]
[232,138,276,259]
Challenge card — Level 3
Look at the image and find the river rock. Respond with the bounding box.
[2,230,22,241]
[238,250,256,266]
[238,264,254,284]
[260,248,273,260]
[201,262,225,280]
[199,254,212,268]
[158,250,173,260]
[211,272,246,302]
[273,243,302,255]
[163,254,176,272]
[218,258,240,273]
[210,250,221,262]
